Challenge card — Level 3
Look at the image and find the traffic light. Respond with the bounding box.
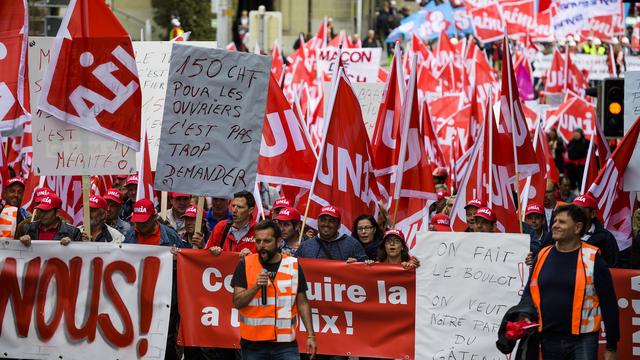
[602,78,624,138]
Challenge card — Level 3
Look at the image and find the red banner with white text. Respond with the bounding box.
[176,251,416,359]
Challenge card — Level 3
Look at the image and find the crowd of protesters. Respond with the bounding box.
[1,153,638,359]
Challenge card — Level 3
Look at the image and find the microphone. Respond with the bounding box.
[260,269,268,305]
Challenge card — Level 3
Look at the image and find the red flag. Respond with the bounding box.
[371,45,404,201]
[537,121,560,184]
[0,0,30,131]
[632,22,640,52]
[544,49,565,94]
[309,60,380,231]
[465,1,504,44]
[497,37,539,178]
[520,120,548,214]
[588,118,640,250]
[136,132,156,204]
[225,42,237,51]
[257,74,317,189]
[581,135,599,194]
[271,40,285,86]
[532,5,553,42]
[389,56,437,248]
[581,15,615,43]
[594,119,611,168]
[544,92,597,144]
[607,44,617,78]
[38,0,142,150]
[566,52,588,96]
[502,0,535,38]
[421,101,446,169]
[0,143,10,192]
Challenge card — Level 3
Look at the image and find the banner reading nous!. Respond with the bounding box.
[0,241,174,359]
[176,251,416,358]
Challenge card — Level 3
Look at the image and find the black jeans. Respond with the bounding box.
[540,332,599,360]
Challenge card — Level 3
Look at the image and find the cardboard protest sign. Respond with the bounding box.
[177,251,416,358]
[29,37,136,176]
[623,71,640,192]
[413,232,530,359]
[323,81,384,139]
[0,241,173,359]
[317,48,382,83]
[134,41,216,170]
[154,44,270,197]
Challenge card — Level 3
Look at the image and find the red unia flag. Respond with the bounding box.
[271,40,285,86]
[258,74,317,189]
[497,37,539,178]
[502,0,535,38]
[0,144,10,191]
[581,135,599,194]
[38,0,142,150]
[309,59,380,231]
[372,45,404,201]
[0,0,30,131]
[464,0,504,44]
[544,92,596,144]
[520,120,548,214]
[421,101,446,170]
[532,6,553,41]
[588,118,640,251]
[544,48,565,94]
[136,132,156,204]
[390,56,436,248]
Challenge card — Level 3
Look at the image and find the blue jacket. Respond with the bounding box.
[295,234,367,261]
[124,222,186,248]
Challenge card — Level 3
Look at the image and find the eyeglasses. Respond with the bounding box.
[357,225,374,232]
[385,238,402,245]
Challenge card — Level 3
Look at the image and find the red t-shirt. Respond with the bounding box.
[136,224,161,245]
[37,222,59,241]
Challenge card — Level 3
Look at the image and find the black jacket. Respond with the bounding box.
[496,295,539,360]
[584,220,620,268]
[23,218,82,242]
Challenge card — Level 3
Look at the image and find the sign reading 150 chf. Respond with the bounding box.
[154,44,271,197]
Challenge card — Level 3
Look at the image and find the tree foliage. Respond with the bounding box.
[151,0,214,40]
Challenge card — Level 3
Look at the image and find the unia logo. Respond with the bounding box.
[41,197,52,205]
[134,206,147,214]
[280,208,291,216]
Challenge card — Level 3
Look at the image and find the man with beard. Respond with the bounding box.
[103,188,131,236]
[231,220,317,359]
[295,205,367,262]
[275,206,303,255]
[80,195,125,243]
[1,178,30,227]
[203,190,257,256]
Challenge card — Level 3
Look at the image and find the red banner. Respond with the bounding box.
[598,269,640,359]
[177,251,416,358]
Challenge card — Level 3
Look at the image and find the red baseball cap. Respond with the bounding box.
[36,194,62,211]
[5,177,25,189]
[432,167,448,177]
[319,205,341,220]
[437,190,451,200]
[430,213,451,232]
[181,205,197,218]
[383,228,406,242]
[573,194,597,209]
[89,195,108,211]
[465,199,486,209]
[170,192,190,199]
[34,187,53,203]
[275,206,301,222]
[131,199,155,223]
[525,203,544,216]
[126,175,139,186]
[474,207,497,222]
[104,188,123,204]
[272,197,292,210]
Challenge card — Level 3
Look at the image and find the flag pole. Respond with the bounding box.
[81,175,91,237]
[504,36,524,232]
[487,92,493,208]
[160,191,168,220]
[193,196,205,248]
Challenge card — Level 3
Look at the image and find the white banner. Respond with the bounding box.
[413,232,530,359]
[323,81,384,139]
[30,37,137,176]
[134,41,216,170]
[532,52,612,80]
[317,48,382,83]
[0,241,174,360]
[623,70,640,192]
[553,0,621,40]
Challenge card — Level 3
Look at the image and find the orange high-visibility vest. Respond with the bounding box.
[239,253,299,342]
[530,243,602,334]
[0,206,18,238]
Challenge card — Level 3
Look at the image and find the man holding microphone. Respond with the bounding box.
[231,220,317,359]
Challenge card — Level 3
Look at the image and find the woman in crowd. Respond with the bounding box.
[376,229,418,269]
[351,214,384,260]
